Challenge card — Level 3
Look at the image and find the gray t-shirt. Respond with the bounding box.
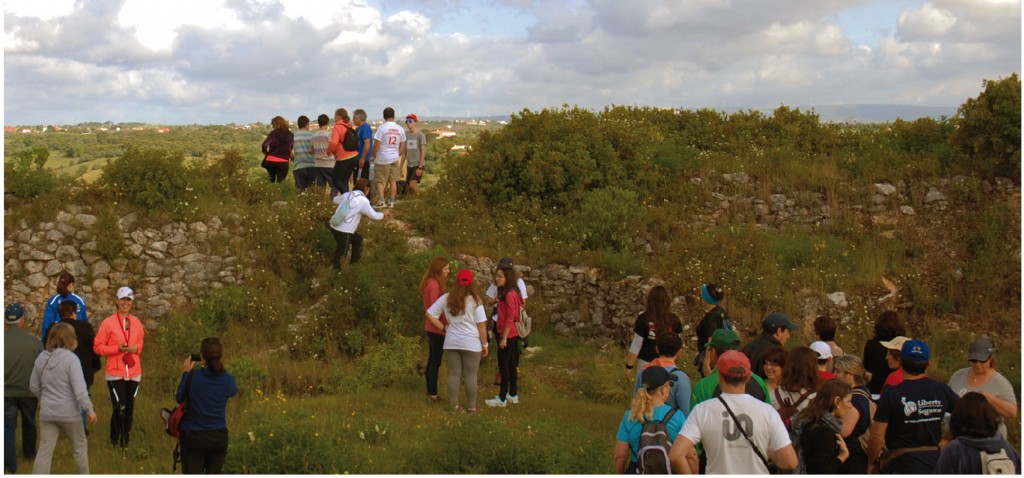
[405,131,427,168]
[948,368,1017,438]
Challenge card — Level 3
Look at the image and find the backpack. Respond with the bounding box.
[981,448,1016,474]
[774,388,813,428]
[329,191,362,228]
[342,124,359,151]
[637,408,678,474]
[515,306,531,338]
[851,388,876,451]
[160,370,195,472]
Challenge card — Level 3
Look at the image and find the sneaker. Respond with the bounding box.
[507,394,520,404]
[485,396,507,408]
[376,201,386,209]
[387,200,395,208]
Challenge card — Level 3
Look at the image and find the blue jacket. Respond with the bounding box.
[176,368,238,431]
[41,292,87,344]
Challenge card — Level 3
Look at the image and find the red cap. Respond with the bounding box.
[716,350,751,379]
[456,269,474,285]
[405,113,418,122]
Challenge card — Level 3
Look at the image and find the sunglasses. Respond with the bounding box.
[405,119,414,124]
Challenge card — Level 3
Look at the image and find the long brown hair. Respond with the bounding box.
[496,265,519,302]
[446,281,481,317]
[796,378,851,424]
[780,346,821,393]
[420,257,449,296]
[644,286,676,332]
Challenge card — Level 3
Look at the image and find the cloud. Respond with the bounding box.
[3,0,1020,124]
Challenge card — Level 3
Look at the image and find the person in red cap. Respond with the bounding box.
[402,113,427,196]
[425,269,489,413]
[670,350,798,474]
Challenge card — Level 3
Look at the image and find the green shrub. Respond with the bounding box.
[99,147,189,211]
[90,205,126,262]
[192,285,254,331]
[573,187,643,251]
[353,335,422,390]
[228,356,269,392]
[4,147,58,198]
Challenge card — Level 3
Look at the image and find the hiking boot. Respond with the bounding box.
[485,396,507,408]
[507,394,520,404]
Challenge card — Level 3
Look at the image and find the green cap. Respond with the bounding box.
[707,328,741,350]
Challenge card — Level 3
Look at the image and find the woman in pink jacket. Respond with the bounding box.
[93,286,145,449]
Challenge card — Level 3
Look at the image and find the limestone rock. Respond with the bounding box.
[25,273,50,289]
[899,206,916,216]
[874,183,897,196]
[923,188,947,204]
[55,245,79,262]
[827,292,848,308]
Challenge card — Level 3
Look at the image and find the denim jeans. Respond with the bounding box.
[5,396,39,473]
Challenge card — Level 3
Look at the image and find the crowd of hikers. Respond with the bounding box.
[613,285,1020,474]
[5,273,236,474]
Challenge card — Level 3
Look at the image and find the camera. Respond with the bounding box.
[190,353,202,363]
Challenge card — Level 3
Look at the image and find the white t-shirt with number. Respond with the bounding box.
[373,121,406,164]
[679,392,791,474]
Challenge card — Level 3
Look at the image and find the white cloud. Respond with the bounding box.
[2,0,1020,124]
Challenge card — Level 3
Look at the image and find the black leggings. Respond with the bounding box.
[107,380,139,448]
[332,158,357,194]
[497,337,520,400]
[262,160,288,183]
[181,429,229,474]
[425,332,445,396]
[329,228,362,268]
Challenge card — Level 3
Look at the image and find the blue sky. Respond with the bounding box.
[4,0,1020,124]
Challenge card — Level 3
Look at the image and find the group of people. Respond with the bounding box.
[614,284,1020,474]
[260,107,429,207]
[4,272,237,474]
[420,257,528,413]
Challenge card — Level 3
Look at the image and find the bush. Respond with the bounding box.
[90,205,126,262]
[99,147,190,211]
[573,187,643,251]
[228,356,269,392]
[4,148,58,198]
[353,335,422,390]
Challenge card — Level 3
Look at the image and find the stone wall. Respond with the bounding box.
[4,207,240,331]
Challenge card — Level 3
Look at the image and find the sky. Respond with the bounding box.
[3,0,1021,125]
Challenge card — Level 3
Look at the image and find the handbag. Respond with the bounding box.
[514,306,531,338]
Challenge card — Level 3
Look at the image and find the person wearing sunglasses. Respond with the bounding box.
[947,338,1017,439]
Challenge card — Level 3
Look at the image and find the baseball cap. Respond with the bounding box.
[405,114,418,123]
[707,329,741,350]
[764,311,798,330]
[809,341,833,360]
[968,338,995,361]
[497,257,514,268]
[880,336,910,351]
[456,269,474,285]
[717,350,751,379]
[640,365,678,391]
[901,339,930,362]
[5,304,25,324]
[116,287,134,300]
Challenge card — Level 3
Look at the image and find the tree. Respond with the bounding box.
[952,74,1021,182]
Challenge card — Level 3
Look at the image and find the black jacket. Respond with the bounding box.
[59,318,100,387]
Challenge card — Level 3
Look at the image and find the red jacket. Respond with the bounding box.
[326,121,358,160]
[94,312,145,379]
[496,290,522,339]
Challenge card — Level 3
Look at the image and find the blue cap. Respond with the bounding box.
[901,339,930,362]
[5,304,25,323]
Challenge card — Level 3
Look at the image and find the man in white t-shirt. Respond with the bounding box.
[370,107,406,209]
[670,350,798,474]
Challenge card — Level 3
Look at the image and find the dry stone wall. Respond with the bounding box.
[4,206,240,332]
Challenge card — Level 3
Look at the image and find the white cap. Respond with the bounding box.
[116,287,134,300]
[810,341,833,360]
[879,336,910,351]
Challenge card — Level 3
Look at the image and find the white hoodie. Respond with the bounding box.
[30,348,93,421]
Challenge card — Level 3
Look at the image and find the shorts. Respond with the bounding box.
[407,166,423,183]
[374,161,401,184]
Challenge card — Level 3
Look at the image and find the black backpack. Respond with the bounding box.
[342,124,359,151]
[636,408,678,474]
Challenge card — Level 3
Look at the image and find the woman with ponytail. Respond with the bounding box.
[625,286,681,380]
[613,366,686,474]
[177,337,238,474]
[420,257,450,402]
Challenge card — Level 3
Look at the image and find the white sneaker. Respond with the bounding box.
[376,201,386,209]
[507,394,519,404]
[485,396,507,408]
[387,200,395,208]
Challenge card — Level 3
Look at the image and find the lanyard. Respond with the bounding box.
[116,312,131,345]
